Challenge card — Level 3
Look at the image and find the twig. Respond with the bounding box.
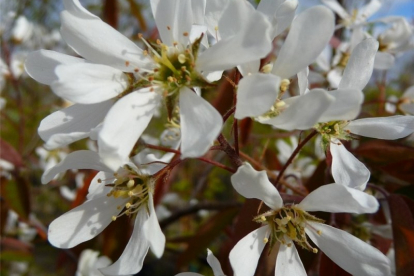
[274,130,317,186]
[160,201,241,229]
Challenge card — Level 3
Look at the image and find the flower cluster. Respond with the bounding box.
[22,0,414,275]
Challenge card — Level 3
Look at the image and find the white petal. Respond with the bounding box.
[257,0,284,21]
[207,249,225,276]
[330,142,370,190]
[318,88,363,122]
[358,0,382,22]
[326,67,343,89]
[272,6,335,79]
[339,38,379,90]
[143,195,165,258]
[48,195,126,248]
[197,0,272,72]
[271,0,298,39]
[230,163,283,210]
[179,87,223,158]
[63,0,98,18]
[229,226,268,276]
[237,59,260,77]
[298,184,379,214]
[24,50,84,85]
[100,208,150,275]
[51,63,128,104]
[235,74,281,119]
[38,101,113,149]
[275,242,307,276]
[297,67,309,95]
[321,0,350,19]
[42,150,111,184]
[346,116,414,139]
[374,52,395,70]
[98,89,161,171]
[259,89,334,130]
[151,0,193,46]
[87,172,113,200]
[60,10,152,72]
[306,222,391,276]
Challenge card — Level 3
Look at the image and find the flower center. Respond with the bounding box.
[256,79,290,120]
[102,165,152,220]
[314,120,353,149]
[255,206,324,253]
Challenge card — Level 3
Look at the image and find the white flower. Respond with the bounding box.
[229,163,390,276]
[399,85,414,115]
[76,249,125,276]
[316,115,414,190]
[11,15,34,44]
[235,6,337,131]
[42,150,165,275]
[26,0,273,170]
[321,0,382,29]
[374,17,414,70]
[176,249,225,276]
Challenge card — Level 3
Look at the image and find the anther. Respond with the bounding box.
[261,64,273,73]
[317,230,322,235]
[263,237,269,244]
[98,178,102,183]
[260,216,266,222]
[280,79,290,92]
[148,76,154,82]
[111,216,117,221]
[143,50,148,56]
[127,179,135,188]
[125,61,130,67]
[126,202,132,209]
[138,33,143,39]
[183,32,189,37]
[167,26,171,30]
[178,54,186,64]
[312,248,318,253]
[156,39,161,45]
[134,68,139,73]
[167,76,174,82]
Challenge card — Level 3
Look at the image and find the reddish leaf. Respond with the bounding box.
[319,252,351,276]
[380,159,414,182]
[388,194,414,276]
[239,118,252,147]
[0,139,23,167]
[355,140,414,164]
[0,237,32,254]
[71,171,96,208]
[102,0,118,28]
[305,159,328,192]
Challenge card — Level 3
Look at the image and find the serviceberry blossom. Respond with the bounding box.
[235,6,337,130]
[42,150,165,275]
[25,0,273,171]
[229,163,390,276]
[321,0,381,29]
